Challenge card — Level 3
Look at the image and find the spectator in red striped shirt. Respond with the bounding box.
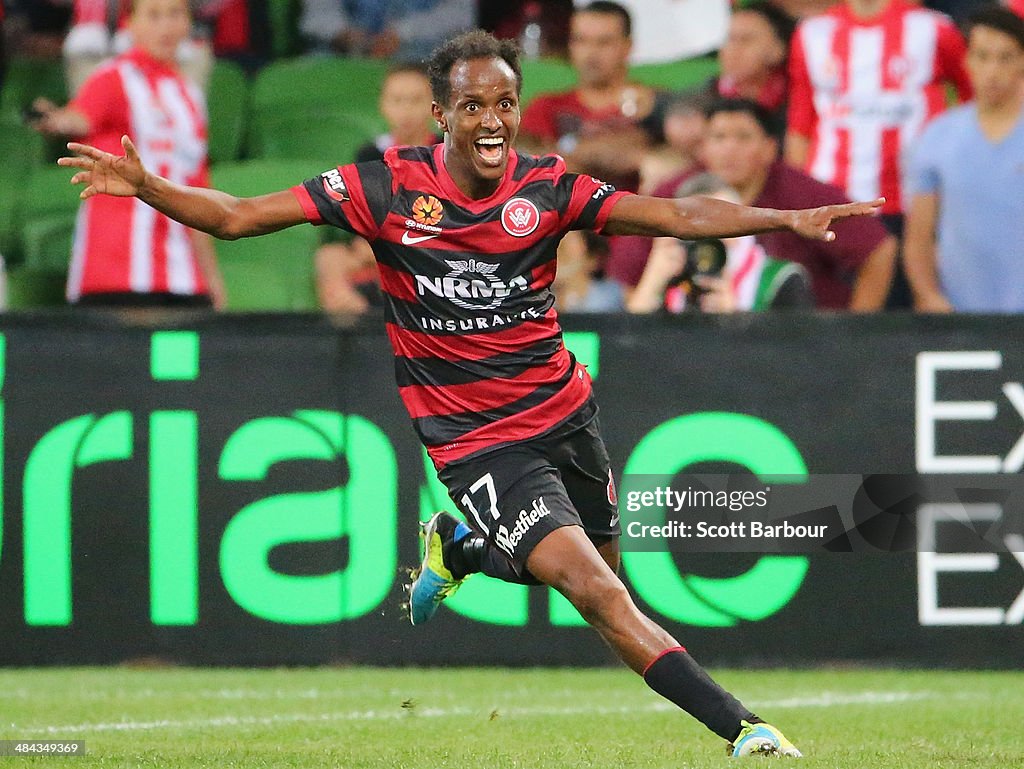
[785,0,971,229]
[33,0,225,309]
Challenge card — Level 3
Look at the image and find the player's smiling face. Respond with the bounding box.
[433,57,521,199]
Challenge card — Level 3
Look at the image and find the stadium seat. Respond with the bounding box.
[0,118,48,261]
[5,267,67,309]
[519,58,577,108]
[18,166,83,276]
[249,111,378,165]
[0,58,67,122]
[248,57,388,161]
[629,56,720,92]
[207,60,249,164]
[210,160,327,311]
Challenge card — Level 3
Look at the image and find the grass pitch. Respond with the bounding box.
[0,667,1019,768]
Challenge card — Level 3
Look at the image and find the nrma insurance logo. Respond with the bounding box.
[415,259,529,311]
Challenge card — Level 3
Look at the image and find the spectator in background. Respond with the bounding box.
[62,0,226,92]
[299,0,475,62]
[353,64,438,162]
[904,5,1024,312]
[706,98,895,309]
[637,89,708,194]
[30,0,225,309]
[553,231,624,312]
[708,1,795,134]
[519,1,658,193]
[627,172,814,313]
[607,89,708,288]
[317,64,438,313]
[194,0,272,72]
[786,0,971,236]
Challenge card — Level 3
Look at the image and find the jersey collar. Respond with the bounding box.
[433,142,523,212]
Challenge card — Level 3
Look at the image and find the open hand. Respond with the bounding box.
[788,198,885,241]
[58,135,148,199]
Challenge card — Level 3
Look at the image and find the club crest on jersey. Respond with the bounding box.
[500,197,541,237]
[320,168,349,203]
[412,195,444,227]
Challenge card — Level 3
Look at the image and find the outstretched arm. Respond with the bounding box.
[603,194,884,242]
[59,135,307,240]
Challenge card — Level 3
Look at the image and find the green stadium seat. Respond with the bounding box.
[210,160,327,311]
[18,166,83,276]
[248,57,388,161]
[0,118,48,261]
[0,58,68,121]
[207,60,249,164]
[5,267,67,310]
[519,58,577,108]
[629,56,720,92]
[249,111,378,165]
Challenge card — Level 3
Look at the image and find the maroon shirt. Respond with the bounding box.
[605,167,700,287]
[753,162,888,309]
[609,162,888,307]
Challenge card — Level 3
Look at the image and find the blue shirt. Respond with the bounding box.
[907,103,1024,312]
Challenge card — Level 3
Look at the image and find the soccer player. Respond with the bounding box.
[60,30,882,757]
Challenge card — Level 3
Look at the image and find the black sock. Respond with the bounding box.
[444,535,483,580]
[642,647,759,741]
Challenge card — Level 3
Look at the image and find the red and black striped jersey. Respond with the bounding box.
[291,143,629,468]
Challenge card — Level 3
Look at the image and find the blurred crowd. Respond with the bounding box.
[1,0,1022,314]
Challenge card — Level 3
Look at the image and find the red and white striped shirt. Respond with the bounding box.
[67,47,209,301]
[788,0,970,214]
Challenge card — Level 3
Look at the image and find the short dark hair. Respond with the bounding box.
[966,5,1024,52]
[575,1,632,38]
[705,97,780,139]
[735,1,797,47]
[426,30,523,107]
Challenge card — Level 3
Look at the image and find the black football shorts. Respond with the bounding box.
[437,409,621,576]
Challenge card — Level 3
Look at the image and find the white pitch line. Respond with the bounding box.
[12,690,932,736]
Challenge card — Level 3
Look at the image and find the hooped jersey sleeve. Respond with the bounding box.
[558,171,630,233]
[291,161,394,239]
